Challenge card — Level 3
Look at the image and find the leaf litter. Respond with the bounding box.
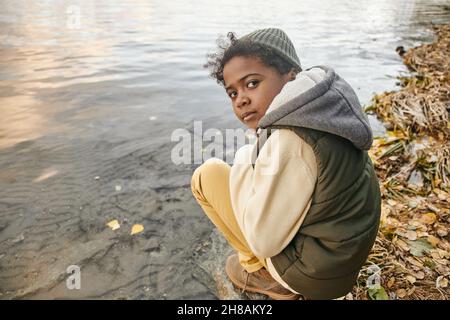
[352,24,450,300]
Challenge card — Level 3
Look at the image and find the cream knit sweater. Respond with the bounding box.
[229,67,327,291]
[230,68,325,258]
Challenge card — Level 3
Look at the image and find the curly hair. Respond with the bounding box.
[203,31,301,87]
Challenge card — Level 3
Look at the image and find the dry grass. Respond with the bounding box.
[353,24,450,300]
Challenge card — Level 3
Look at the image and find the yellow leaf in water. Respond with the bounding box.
[131,224,144,235]
[419,213,436,225]
[107,219,120,231]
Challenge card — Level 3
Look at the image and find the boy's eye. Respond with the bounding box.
[247,80,259,88]
[228,80,259,99]
[228,91,237,99]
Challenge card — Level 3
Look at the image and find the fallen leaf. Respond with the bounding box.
[437,194,447,201]
[387,277,395,288]
[368,286,389,300]
[387,199,398,206]
[436,248,449,259]
[427,235,440,247]
[431,251,441,260]
[405,230,418,241]
[408,220,422,228]
[436,227,448,237]
[406,275,416,284]
[433,188,448,201]
[406,257,424,269]
[131,224,144,235]
[106,219,120,231]
[396,229,417,241]
[424,259,436,270]
[419,212,436,225]
[407,200,419,209]
[417,231,429,238]
[436,276,448,288]
[435,259,448,266]
[396,288,407,298]
[407,238,433,257]
[396,238,410,251]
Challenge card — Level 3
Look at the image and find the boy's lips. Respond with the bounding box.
[241,111,257,122]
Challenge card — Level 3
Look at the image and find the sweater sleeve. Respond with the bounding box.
[229,129,317,258]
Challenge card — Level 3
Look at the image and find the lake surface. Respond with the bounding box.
[0,0,449,299]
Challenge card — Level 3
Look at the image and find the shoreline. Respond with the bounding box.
[356,24,449,300]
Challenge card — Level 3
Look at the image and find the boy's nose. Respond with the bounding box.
[237,95,250,108]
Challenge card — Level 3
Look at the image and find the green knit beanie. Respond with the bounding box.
[238,28,302,71]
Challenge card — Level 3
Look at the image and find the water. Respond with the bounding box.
[0,0,449,299]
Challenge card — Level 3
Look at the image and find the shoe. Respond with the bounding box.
[225,254,301,300]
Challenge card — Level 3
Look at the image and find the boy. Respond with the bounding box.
[191,28,381,300]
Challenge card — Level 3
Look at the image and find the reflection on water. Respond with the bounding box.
[0,95,46,149]
[0,0,450,146]
[0,0,449,148]
[0,0,449,299]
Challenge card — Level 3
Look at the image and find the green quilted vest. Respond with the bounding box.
[253,125,381,299]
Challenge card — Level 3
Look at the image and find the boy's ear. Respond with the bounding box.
[288,68,297,81]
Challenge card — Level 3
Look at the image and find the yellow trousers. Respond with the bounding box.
[191,158,267,273]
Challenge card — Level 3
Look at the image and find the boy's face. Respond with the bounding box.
[223,55,295,130]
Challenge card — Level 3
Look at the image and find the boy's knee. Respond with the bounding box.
[202,157,227,168]
[191,158,228,191]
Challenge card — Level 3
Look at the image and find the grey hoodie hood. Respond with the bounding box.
[257,65,373,150]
